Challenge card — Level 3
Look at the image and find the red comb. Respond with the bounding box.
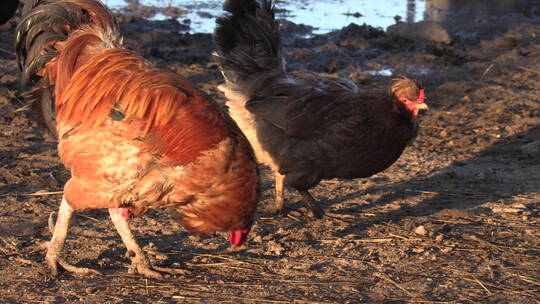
[416,89,426,103]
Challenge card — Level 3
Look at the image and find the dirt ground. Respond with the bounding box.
[0,4,539,304]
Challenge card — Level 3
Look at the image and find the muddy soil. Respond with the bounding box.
[0,4,539,304]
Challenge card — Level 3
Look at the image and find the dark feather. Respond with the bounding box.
[21,0,42,17]
[0,0,19,25]
[213,0,283,95]
[214,0,423,194]
[21,78,57,139]
[248,75,419,191]
[15,0,118,139]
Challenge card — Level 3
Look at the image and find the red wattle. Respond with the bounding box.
[229,225,251,247]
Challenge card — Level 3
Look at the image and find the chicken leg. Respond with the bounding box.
[274,178,353,219]
[273,172,324,219]
[299,190,325,219]
[300,190,355,220]
[274,173,285,214]
[108,208,185,279]
[46,196,101,276]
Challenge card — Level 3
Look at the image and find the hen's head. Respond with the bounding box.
[229,221,252,247]
[391,77,428,117]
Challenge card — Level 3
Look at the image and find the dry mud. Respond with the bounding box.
[0,5,539,304]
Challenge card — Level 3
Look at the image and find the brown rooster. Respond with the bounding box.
[213,0,427,218]
[16,0,260,279]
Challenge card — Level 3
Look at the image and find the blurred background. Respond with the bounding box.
[103,0,540,34]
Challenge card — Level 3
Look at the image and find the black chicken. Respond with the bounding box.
[213,0,428,218]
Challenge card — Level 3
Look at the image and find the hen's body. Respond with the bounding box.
[214,0,427,217]
[241,74,419,190]
[54,48,258,231]
[17,0,259,278]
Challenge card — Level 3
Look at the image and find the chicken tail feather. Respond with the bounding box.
[15,0,120,139]
[213,0,283,96]
[0,0,19,25]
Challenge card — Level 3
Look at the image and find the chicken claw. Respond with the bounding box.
[298,193,356,219]
[275,190,353,219]
[55,257,102,276]
[42,241,100,276]
[299,191,325,219]
[109,208,186,279]
[274,173,324,218]
[125,251,163,280]
[46,201,101,276]
[127,260,187,279]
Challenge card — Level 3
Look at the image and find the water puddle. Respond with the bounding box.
[364,69,393,77]
[365,65,438,77]
[104,0,540,35]
[103,0,426,34]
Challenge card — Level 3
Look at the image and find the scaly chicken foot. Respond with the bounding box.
[55,256,102,276]
[46,197,101,276]
[274,174,330,219]
[273,174,309,218]
[299,190,325,219]
[299,191,355,219]
[109,208,185,279]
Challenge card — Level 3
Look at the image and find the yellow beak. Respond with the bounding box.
[416,103,429,110]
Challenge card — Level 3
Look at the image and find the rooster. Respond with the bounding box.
[16,0,260,279]
[0,0,19,25]
[213,0,427,218]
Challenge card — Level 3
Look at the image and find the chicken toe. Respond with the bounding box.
[128,258,187,279]
[109,208,185,279]
[273,173,322,219]
[273,177,324,218]
[298,191,355,219]
[299,191,325,219]
[272,205,302,217]
[46,197,101,276]
[55,257,102,276]
[126,252,163,279]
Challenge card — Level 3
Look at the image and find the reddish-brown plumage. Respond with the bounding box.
[16,0,260,277]
[50,39,258,233]
[54,47,229,166]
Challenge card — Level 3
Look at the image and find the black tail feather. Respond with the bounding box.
[223,0,260,18]
[15,0,119,139]
[213,0,283,88]
[0,0,19,25]
[23,81,57,140]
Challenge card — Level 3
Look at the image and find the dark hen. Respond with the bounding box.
[214,0,427,218]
